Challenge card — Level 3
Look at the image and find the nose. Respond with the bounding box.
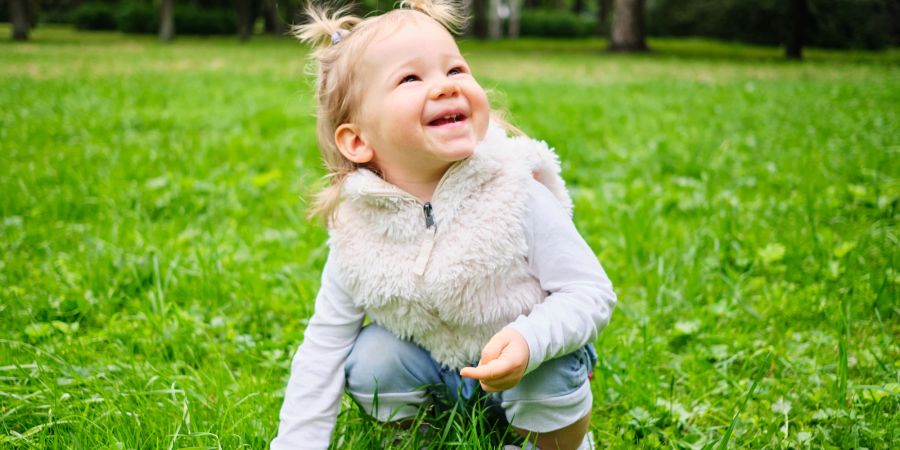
[430,79,460,99]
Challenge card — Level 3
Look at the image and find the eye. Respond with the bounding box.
[399,74,420,84]
[448,66,466,76]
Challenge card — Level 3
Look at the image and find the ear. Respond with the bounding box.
[335,124,374,164]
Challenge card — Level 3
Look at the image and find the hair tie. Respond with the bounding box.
[331,31,343,45]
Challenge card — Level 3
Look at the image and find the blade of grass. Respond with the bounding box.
[716,353,771,449]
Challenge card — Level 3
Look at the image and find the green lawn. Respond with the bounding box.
[1,25,898,448]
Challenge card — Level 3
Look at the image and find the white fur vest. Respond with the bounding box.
[329,124,573,369]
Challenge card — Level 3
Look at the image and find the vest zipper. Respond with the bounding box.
[361,162,466,276]
[423,202,435,228]
[413,202,437,276]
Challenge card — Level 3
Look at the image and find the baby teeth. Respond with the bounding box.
[433,114,460,125]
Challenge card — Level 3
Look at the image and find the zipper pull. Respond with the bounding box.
[413,202,436,276]
[423,202,435,229]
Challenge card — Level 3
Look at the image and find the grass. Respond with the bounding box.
[1,24,898,448]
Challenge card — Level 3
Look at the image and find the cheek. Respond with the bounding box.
[467,81,490,110]
[470,87,491,138]
[383,94,422,127]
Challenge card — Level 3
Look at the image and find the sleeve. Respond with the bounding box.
[506,180,617,375]
[271,254,365,450]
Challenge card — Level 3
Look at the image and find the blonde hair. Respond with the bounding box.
[294,0,518,222]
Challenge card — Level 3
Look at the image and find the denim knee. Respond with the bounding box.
[498,343,597,433]
[344,324,441,421]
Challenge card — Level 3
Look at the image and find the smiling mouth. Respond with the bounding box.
[428,114,467,126]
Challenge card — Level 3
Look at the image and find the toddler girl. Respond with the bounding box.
[273,1,616,449]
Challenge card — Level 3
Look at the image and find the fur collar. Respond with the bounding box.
[338,122,572,235]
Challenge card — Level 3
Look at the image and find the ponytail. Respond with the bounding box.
[399,0,467,34]
[291,6,360,50]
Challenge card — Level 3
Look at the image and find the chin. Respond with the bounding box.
[440,136,478,159]
[443,145,475,162]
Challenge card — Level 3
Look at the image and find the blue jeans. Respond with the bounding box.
[345,324,597,433]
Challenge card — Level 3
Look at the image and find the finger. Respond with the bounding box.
[480,375,517,392]
[461,358,515,381]
[480,380,500,392]
[459,366,478,379]
[483,366,520,387]
[480,381,511,393]
[478,334,509,366]
[459,363,496,380]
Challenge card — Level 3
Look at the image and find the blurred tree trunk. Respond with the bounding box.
[470,0,488,38]
[572,0,585,14]
[488,0,502,39]
[508,0,522,38]
[8,0,30,41]
[287,1,301,26]
[262,0,283,35]
[597,0,610,36]
[234,0,253,41]
[609,0,647,52]
[596,0,610,35]
[159,0,175,42]
[785,0,808,60]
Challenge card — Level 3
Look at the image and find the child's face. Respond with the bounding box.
[352,18,490,182]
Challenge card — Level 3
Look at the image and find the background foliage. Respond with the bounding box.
[519,9,597,38]
[1,25,899,449]
[70,1,237,35]
[647,0,900,50]
[3,0,899,48]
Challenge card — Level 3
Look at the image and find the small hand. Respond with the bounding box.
[460,328,530,392]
